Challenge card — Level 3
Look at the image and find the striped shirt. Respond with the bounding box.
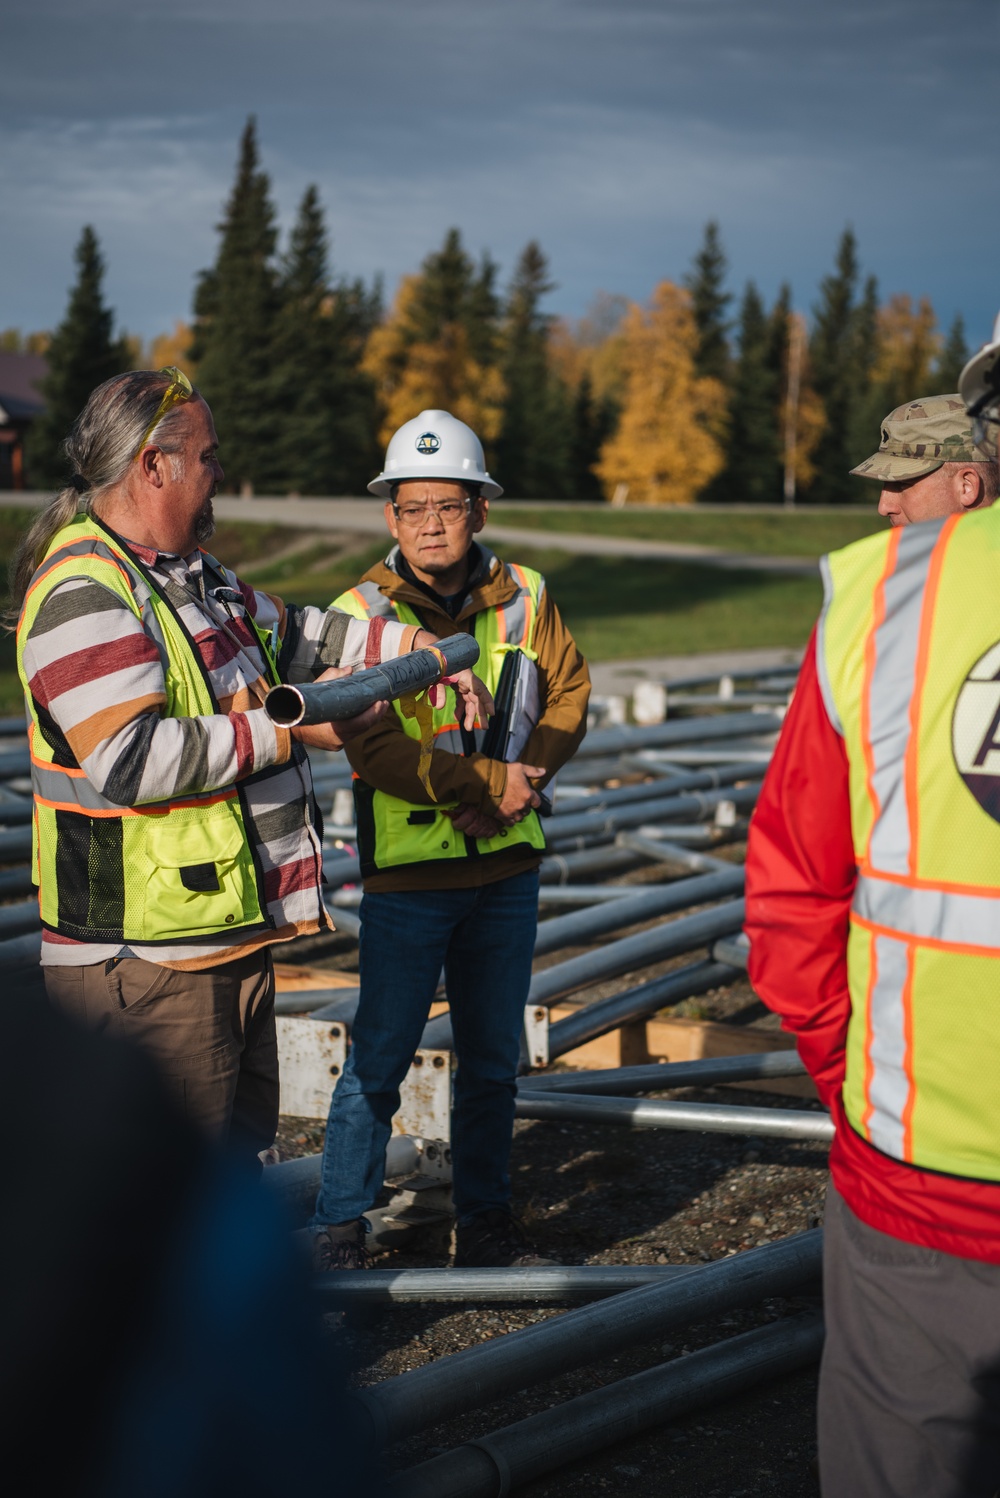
[23,537,417,969]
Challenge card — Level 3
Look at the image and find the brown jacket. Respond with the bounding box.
[341,547,591,891]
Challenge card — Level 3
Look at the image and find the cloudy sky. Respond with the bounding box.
[2,0,998,346]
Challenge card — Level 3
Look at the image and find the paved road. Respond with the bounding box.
[1,493,819,577]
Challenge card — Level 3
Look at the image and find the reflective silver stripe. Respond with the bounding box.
[865,932,911,1160]
[30,760,123,811]
[33,536,138,588]
[815,555,843,735]
[501,589,527,646]
[866,522,942,875]
[855,871,1000,951]
[350,579,395,618]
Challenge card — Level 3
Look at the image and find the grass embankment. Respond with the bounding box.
[0,506,848,712]
[493,505,884,557]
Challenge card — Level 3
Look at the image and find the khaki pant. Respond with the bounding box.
[819,1185,1000,1498]
[44,950,278,1170]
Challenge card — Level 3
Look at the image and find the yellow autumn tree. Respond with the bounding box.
[149,320,195,374]
[594,282,725,505]
[363,231,507,450]
[873,294,941,408]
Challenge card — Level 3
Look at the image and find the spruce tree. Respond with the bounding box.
[271,186,379,493]
[569,372,616,501]
[933,314,969,392]
[809,229,877,502]
[496,242,571,497]
[27,226,131,487]
[684,222,731,382]
[717,282,782,503]
[191,118,280,494]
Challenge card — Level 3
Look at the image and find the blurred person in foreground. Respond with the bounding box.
[310,410,590,1270]
[12,369,487,1170]
[0,977,370,1497]
[743,338,1000,1495]
[850,391,998,526]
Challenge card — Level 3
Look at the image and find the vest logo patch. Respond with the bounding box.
[415,431,440,455]
[952,640,1000,822]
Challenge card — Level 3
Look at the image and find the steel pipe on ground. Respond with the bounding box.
[273,987,359,1018]
[527,897,746,1007]
[616,832,730,873]
[313,1264,696,1307]
[575,711,782,760]
[533,866,744,957]
[0,899,39,939]
[546,959,742,1059]
[0,800,33,827]
[0,718,28,737]
[521,1050,807,1095]
[265,633,480,727]
[0,931,41,970]
[0,867,34,901]
[0,827,33,865]
[263,1135,419,1225]
[348,1229,822,1446]
[539,844,645,885]
[390,1313,824,1498]
[547,783,761,849]
[0,749,30,781]
[515,1091,833,1141]
[549,761,765,820]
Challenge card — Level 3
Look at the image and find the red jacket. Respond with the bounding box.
[745,629,1000,1262]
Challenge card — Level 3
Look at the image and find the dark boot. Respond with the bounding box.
[453,1209,556,1268]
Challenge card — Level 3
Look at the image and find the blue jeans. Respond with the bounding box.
[310,869,540,1227]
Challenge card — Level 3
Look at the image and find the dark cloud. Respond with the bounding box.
[1,0,997,341]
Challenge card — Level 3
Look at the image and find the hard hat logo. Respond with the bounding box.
[416,432,441,456]
[952,640,1000,824]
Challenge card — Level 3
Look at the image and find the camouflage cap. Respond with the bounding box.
[850,394,994,483]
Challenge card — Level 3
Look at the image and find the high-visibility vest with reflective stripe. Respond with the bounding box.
[818,508,1000,1181]
[17,516,277,944]
[332,559,547,875]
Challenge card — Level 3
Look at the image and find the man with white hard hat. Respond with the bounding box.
[741,325,1000,1495]
[309,410,590,1270]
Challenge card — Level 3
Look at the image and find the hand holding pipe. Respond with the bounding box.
[264,633,481,727]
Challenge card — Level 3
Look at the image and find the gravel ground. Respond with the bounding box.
[277,824,828,1496]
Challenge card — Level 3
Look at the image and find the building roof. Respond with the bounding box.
[0,352,47,423]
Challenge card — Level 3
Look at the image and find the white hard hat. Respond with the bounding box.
[368,409,503,500]
[959,310,1000,425]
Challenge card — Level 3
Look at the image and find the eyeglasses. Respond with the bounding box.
[392,498,475,526]
[133,366,194,461]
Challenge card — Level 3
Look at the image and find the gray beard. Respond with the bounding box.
[194,500,215,544]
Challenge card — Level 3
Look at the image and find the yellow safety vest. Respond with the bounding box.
[819,507,1000,1181]
[17,515,279,945]
[333,557,547,876]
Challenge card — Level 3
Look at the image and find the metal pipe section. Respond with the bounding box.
[616,832,730,873]
[547,959,741,1059]
[273,987,360,1018]
[521,1050,807,1095]
[0,867,34,901]
[533,867,744,957]
[0,799,34,827]
[0,931,42,970]
[264,633,480,727]
[0,827,33,865]
[391,1313,823,1498]
[539,844,644,885]
[548,783,760,849]
[576,711,782,760]
[313,1263,696,1307]
[349,1229,822,1446]
[527,898,746,1006]
[263,1135,420,1225]
[549,761,765,820]
[0,749,30,781]
[322,851,361,887]
[0,899,40,939]
[515,1091,834,1141]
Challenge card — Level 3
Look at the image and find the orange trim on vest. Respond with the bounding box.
[22,545,136,612]
[33,789,239,818]
[861,927,878,1139]
[900,942,918,1162]
[856,860,1000,899]
[904,514,959,879]
[851,911,1000,962]
[860,529,900,863]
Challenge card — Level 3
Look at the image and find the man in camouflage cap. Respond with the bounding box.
[850,393,998,526]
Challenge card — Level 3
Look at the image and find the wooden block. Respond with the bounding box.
[548,1009,815,1099]
[273,963,359,992]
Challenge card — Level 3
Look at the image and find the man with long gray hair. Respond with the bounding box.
[12,367,488,1168]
